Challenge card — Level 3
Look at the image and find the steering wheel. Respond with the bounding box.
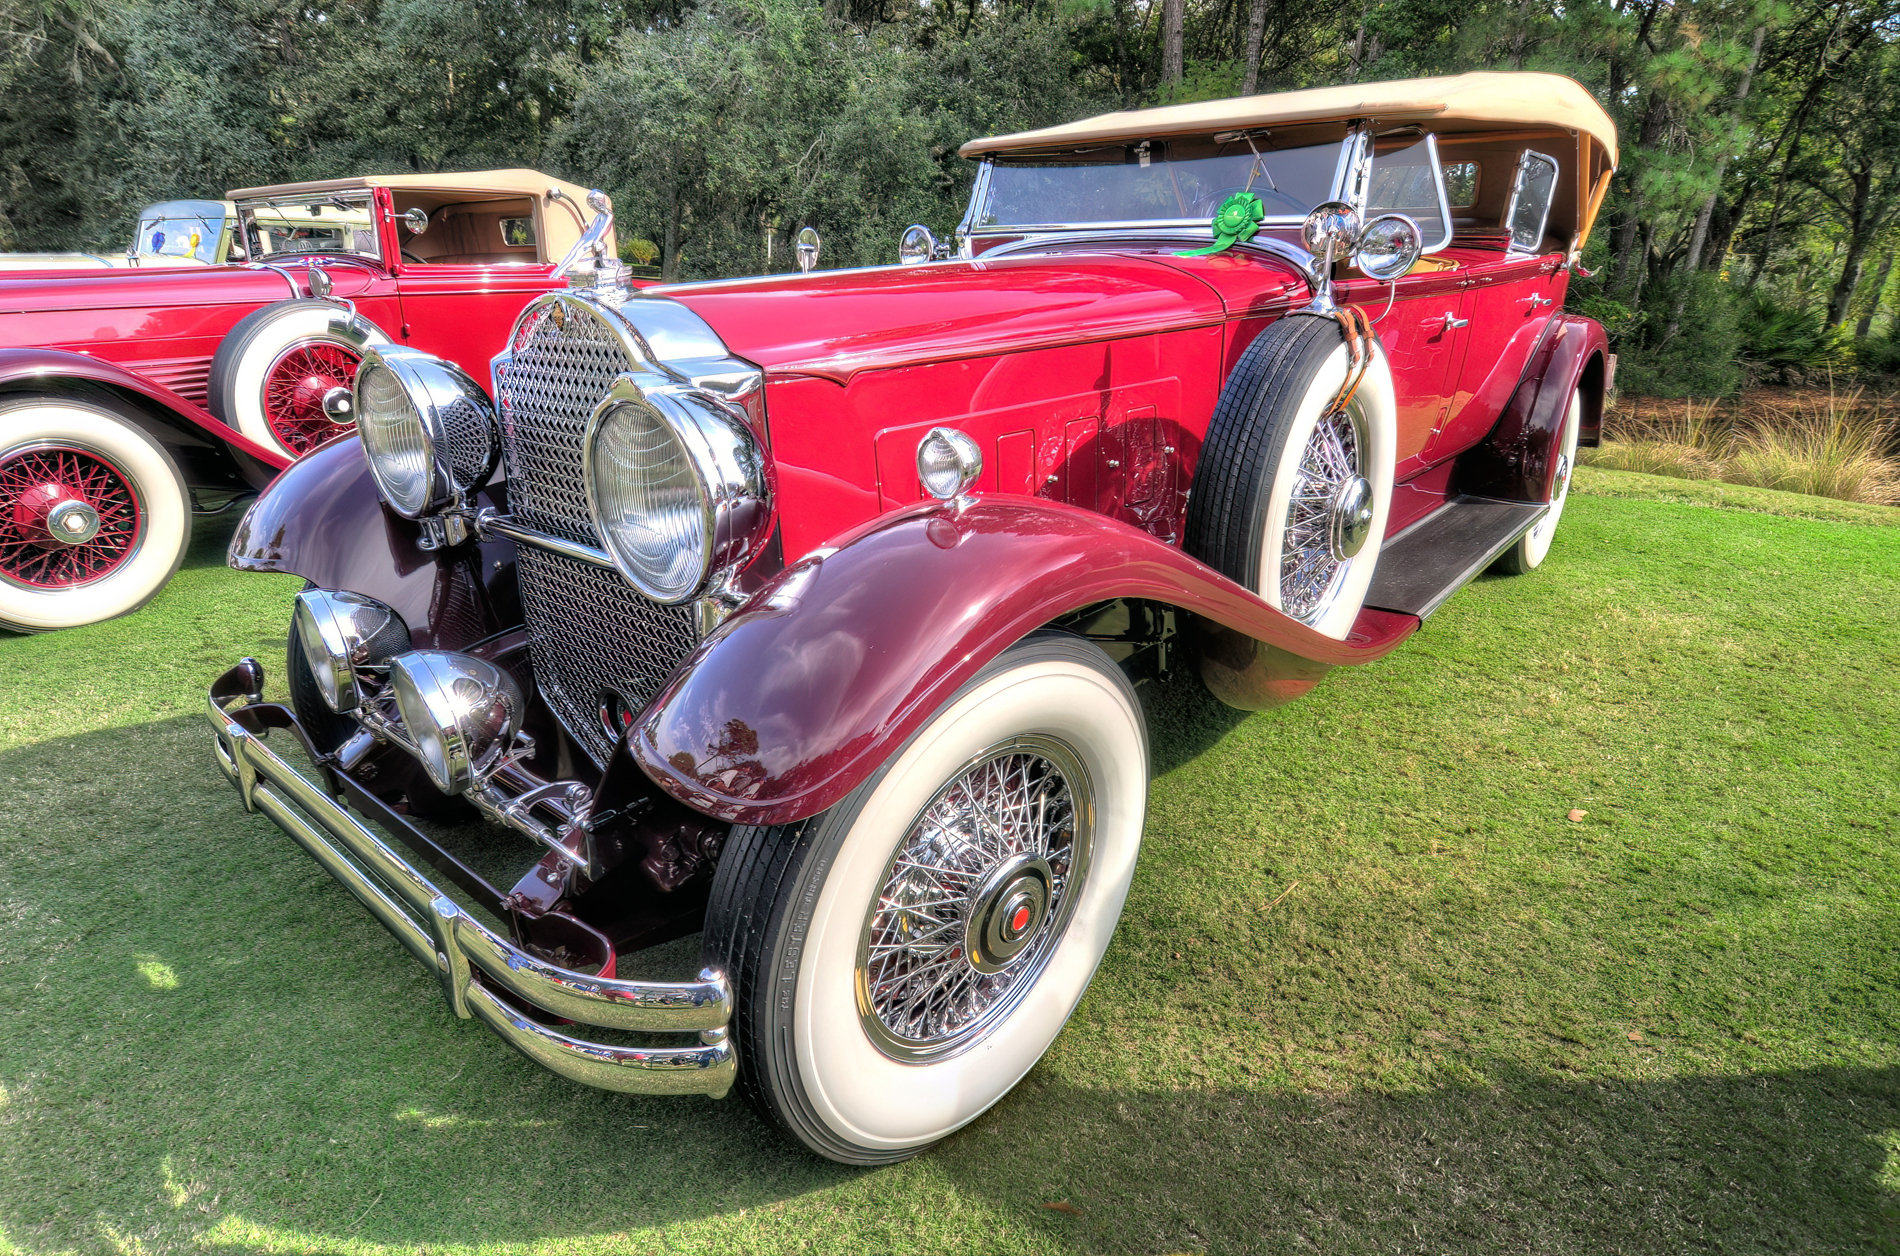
[1191,184,1308,219]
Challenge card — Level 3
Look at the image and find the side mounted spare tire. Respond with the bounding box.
[0,394,190,633]
[1182,313,1396,640]
[209,298,391,461]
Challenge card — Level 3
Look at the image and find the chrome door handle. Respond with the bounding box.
[1423,311,1469,331]
[1521,294,1553,310]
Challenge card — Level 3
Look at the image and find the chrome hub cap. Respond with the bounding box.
[1328,475,1374,559]
[45,498,101,546]
[857,736,1093,1061]
[320,385,355,424]
[1280,406,1366,623]
[1553,452,1572,499]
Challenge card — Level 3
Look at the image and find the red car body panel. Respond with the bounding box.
[0,346,289,469]
[629,495,1420,825]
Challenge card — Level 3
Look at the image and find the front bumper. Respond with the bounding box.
[206,660,735,1098]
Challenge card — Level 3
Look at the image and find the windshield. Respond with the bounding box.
[133,205,228,263]
[976,138,1344,231]
[239,192,380,262]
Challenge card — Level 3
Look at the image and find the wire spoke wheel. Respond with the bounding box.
[0,444,144,589]
[262,340,360,456]
[856,735,1094,1061]
[1279,403,1366,623]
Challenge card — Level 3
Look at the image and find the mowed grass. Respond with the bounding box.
[0,473,1896,1255]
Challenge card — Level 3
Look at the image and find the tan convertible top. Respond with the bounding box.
[225,170,604,262]
[961,72,1617,165]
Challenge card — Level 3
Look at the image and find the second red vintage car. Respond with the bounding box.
[0,171,619,632]
[209,73,1616,1162]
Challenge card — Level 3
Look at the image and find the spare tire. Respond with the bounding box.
[208,299,391,460]
[1183,314,1396,640]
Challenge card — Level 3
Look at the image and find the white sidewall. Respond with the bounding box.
[0,403,189,631]
[793,655,1148,1152]
[1255,340,1397,640]
[225,305,388,459]
[1518,389,1583,569]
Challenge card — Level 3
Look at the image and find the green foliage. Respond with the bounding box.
[1737,292,1849,384]
[1617,273,1744,398]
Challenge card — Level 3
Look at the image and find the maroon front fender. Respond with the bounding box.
[0,347,289,470]
[631,496,1419,825]
[227,437,517,649]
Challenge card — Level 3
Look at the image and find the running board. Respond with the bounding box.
[1366,497,1548,618]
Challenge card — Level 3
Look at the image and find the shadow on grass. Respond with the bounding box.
[1,713,1894,1253]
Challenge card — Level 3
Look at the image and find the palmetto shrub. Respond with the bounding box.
[1737,295,1849,384]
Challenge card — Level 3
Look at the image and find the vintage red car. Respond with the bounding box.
[0,171,618,632]
[209,72,1616,1162]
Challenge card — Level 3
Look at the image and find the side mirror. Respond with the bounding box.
[1353,213,1424,281]
[307,266,334,299]
[401,207,429,236]
[796,226,821,273]
[899,224,937,266]
[1300,201,1361,261]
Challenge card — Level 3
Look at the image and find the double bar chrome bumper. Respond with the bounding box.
[207,661,734,1098]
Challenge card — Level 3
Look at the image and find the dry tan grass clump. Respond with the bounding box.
[1583,388,1900,506]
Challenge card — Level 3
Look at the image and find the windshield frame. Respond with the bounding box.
[236,190,384,265]
[961,129,1365,240]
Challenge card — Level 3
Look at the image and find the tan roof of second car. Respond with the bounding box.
[225,169,597,204]
[961,72,1617,164]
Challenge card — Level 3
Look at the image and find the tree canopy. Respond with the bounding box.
[3,0,1897,390]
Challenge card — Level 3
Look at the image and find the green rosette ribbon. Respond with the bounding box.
[1177,191,1266,257]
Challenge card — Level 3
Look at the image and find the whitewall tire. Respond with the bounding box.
[208,299,390,460]
[705,634,1149,1163]
[1497,388,1582,574]
[1184,315,1397,640]
[0,396,190,633]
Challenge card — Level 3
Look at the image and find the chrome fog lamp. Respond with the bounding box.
[354,345,500,519]
[387,652,524,795]
[292,590,412,713]
[916,427,982,502]
[584,378,769,605]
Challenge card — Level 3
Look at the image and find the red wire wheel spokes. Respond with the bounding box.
[262,340,362,457]
[0,444,145,589]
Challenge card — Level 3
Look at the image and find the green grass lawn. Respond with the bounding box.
[1,472,1895,1254]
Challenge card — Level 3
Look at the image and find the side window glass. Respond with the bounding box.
[1441,161,1479,209]
[501,217,536,247]
[1366,132,1451,254]
[1504,150,1560,252]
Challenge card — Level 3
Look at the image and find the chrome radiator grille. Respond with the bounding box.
[499,298,701,767]
[498,302,637,547]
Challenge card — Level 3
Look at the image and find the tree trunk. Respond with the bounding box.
[1242,0,1268,95]
[1826,167,1878,328]
[662,187,682,283]
[1348,1,1366,82]
[1161,0,1183,86]
[1854,249,1895,339]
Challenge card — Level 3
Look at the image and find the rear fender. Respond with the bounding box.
[227,437,518,649]
[0,347,289,485]
[1456,314,1607,501]
[631,496,1419,825]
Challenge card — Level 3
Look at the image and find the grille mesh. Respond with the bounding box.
[499,301,637,546]
[516,547,700,767]
[499,297,700,768]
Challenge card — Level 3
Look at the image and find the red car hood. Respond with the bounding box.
[0,259,364,315]
[663,252,1286,383]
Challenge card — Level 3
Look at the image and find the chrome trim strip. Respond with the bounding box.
[477,511,618,570]
[969,214,1309,235]
[207,678,735,1096]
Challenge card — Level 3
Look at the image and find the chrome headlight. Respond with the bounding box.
[584,378,769,604]
[292,590,412,713]
[354,346,500,519]
[388,651,523,795]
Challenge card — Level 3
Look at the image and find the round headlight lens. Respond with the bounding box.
[588,396,709,603]
[357,362,436,516]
